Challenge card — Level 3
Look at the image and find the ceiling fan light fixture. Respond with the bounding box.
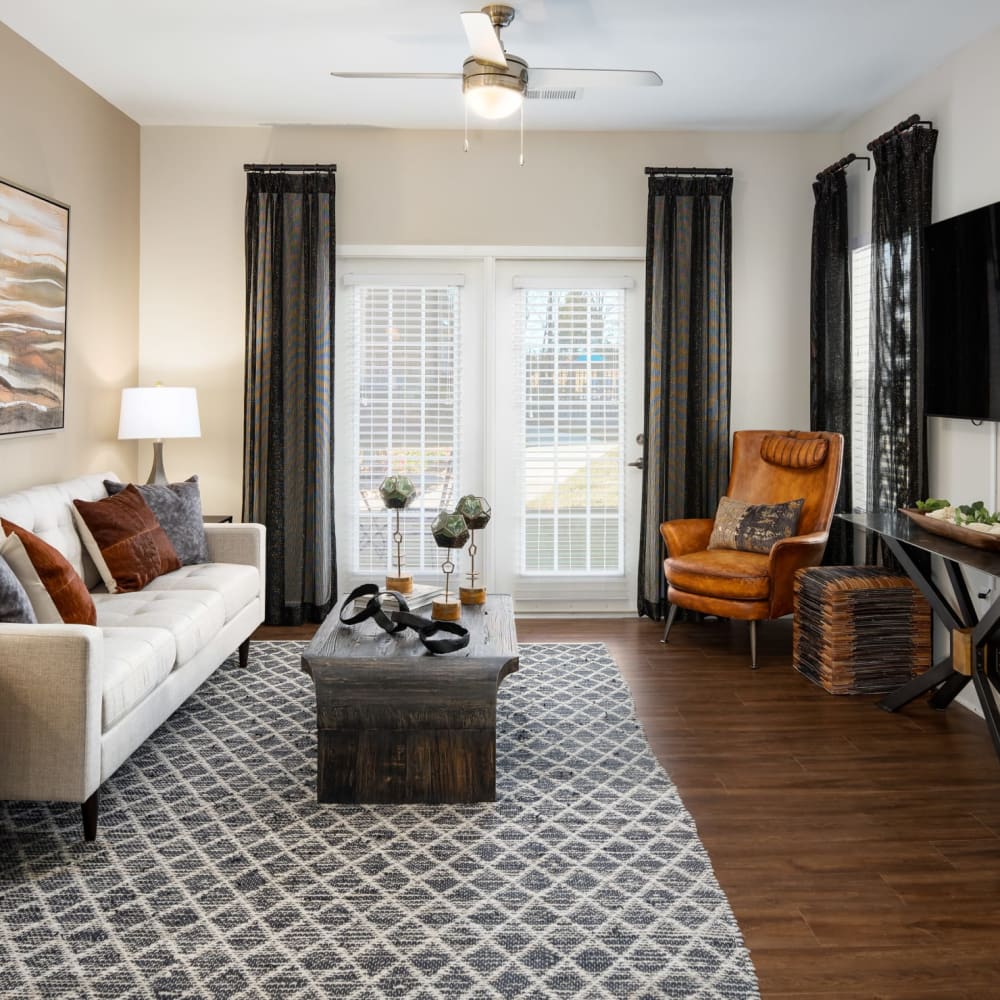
[463,55,527,119]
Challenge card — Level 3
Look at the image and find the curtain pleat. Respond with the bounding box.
[638,174,733,619]
[866,126,938,564]
[244,170,337,625]
[810,170,853,564]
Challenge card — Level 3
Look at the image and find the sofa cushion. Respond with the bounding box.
[0,553,37,624]
[142,563,260,623]
[0,521,97,625]
[72,485,181,593]
[708,496,804,554]
[101,627,177,731]
[93,589,226,667]
[104,477,210,566]
[665,549,772,601]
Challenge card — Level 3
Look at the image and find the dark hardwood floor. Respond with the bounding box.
[253,615,1000,999]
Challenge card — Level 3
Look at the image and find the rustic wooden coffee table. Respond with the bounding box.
[300,593,519,804]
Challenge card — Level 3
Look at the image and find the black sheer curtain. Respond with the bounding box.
[638,172,733,619]
[867,125,938,539]
[244,168,337,625]
[810,169,853,564]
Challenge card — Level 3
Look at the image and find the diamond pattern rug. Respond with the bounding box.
[1,642,759,999]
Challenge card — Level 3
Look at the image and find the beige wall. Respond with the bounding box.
[0,23,140,494]
[842,26,1000,716]
[139,125,838,513]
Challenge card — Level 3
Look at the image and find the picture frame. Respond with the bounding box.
[0,177,70,436]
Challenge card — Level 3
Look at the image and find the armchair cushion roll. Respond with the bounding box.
[760,433,829,470]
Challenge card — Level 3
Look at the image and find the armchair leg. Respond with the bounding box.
[238,637,250,669]
[82,789,99,841]
[749,621,758,669]
[660,604,679,644]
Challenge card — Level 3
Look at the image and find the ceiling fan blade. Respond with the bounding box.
[528,68,663,88]
[460,11,508,69]
[330,72,462,80]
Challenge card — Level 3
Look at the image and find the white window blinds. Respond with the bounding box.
[514,283,627,575]
[349,281,462,575]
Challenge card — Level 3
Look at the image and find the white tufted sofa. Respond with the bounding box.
[0,472,265,840]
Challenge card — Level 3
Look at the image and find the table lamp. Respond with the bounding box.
[118,385,201,484]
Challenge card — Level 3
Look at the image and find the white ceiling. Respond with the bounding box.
[2,0,999,131]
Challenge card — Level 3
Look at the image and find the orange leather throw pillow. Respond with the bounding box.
[0,519,97,625]
[71,484,181,594]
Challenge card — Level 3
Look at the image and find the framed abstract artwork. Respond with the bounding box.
[0,178,70,435]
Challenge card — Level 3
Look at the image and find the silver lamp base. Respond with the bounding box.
[146,441,168,485]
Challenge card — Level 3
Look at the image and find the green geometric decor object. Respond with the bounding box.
[379,475,418,509]
[455,495,492,530]
[431,511,470,549]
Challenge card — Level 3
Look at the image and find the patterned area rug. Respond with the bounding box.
[1,642,759,999]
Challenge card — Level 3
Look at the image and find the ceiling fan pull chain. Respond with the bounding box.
[519,100,524,166]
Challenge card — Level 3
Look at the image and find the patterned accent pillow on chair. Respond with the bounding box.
[708,496,805,554]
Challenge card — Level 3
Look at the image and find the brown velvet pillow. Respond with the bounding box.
[71,485,181,594]
[708,496,805,554]
[0,519,97,625]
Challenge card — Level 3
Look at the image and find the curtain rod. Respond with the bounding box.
[866,114,933,151]
[644,167,733,176]
[243,163,337,172]
[815,152,871,181]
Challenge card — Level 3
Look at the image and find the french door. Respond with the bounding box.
[334,253,645,614]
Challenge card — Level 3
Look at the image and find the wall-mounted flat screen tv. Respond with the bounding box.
[924,199,1000,421]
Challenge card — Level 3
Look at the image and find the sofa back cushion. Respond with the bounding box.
[0,473,118,590]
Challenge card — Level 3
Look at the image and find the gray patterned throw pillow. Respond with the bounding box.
[104,476,210,566]
[0,551,37,623]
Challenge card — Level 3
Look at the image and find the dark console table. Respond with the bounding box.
[840,511,1000,762]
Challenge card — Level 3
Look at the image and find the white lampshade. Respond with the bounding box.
[118,386,201,441]
[465,84,523,120]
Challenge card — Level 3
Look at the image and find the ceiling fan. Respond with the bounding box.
[330,3,662,120]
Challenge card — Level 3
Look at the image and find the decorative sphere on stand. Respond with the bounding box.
[455,495,492,605]
[430,511,470,621]
[379,475,418,593]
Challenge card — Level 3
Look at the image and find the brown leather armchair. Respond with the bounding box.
[660,429,844,667]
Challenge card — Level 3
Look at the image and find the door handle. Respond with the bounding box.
[628,457,644,470]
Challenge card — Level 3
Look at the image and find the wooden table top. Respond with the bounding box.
[301,592,518,673]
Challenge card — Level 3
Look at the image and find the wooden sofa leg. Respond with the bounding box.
[82,789,99,841]
[238,637,251,669]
